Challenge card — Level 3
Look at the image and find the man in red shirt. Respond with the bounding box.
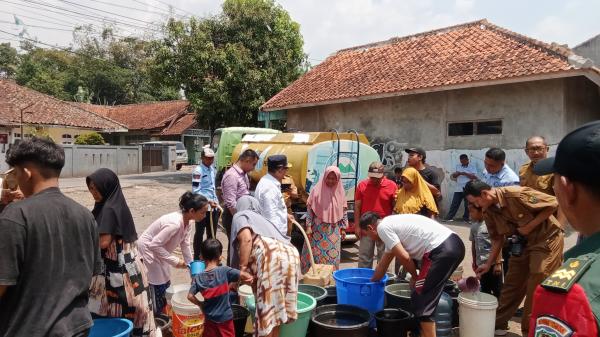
[355,161,398,268]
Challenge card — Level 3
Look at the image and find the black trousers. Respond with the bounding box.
[480,267,503,299]
[411,233,465,319]
[193,208,221,260]
[222,207,233,265]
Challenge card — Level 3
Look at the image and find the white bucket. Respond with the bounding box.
[171,290,204,337]
[238,284,255,334]
[165,284,190,316]
[458,292,498,337]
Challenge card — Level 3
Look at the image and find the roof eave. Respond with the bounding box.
[262,69,598,111]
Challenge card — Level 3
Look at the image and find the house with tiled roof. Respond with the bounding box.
[0,79,128,160]
[261,19,600,213]
[75,101,210,164]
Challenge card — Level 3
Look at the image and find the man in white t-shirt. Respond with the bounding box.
[361,212,465,337]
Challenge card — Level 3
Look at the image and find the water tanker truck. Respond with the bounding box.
[230,130,381,240]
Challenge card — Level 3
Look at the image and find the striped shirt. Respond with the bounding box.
[189,266,240,323]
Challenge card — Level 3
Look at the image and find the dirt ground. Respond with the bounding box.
[61,167,577,337]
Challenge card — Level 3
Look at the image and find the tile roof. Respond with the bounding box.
[262,19,592,111]
[74,100,190,131]
[0,80,127,131]
[159,114,197,136]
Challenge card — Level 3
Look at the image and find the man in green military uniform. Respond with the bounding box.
[527,121,600,336]
[464,180,564,336]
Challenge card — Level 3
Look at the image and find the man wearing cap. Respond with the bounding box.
[463,180,564,336]
[528,121,600,337]
[483,148,520,188]
[405,147,441,199]
[192,147,220,260]
[255,155,294,237]
[355,162,398,269]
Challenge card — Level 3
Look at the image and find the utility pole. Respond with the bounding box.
[20,102,35,140]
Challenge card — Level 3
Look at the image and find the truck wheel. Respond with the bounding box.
[176,164,183,170]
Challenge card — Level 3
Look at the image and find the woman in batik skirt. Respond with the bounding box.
[301,166,348,273]
[86,168,156,337]
[231,196,300,337]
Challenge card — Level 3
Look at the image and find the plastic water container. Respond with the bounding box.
[189,261,205,276]
[280,292,317,337]
[165,284,190,316]
[299,284,327,307]
[89,318,133,337]
[433,292,453,337]
[171,290,204,337]
[458,292,498,337]
[237,284,255,334]
[333,268,388,315]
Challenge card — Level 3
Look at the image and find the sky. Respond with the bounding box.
[1,0,599,65]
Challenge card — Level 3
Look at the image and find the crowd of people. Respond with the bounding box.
[1,121,600,337]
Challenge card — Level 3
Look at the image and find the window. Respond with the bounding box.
[448,123,474,136]
[476,121,502,135]
[62,134,73,145]
[448,120,502,136]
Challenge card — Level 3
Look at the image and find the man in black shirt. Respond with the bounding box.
[0,138,101,337]
[405,147,441,199]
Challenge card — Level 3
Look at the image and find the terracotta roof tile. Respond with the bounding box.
[159,114,197,136]
[261,19,579,111]
[0,80,127,130]
[74,100,190,131]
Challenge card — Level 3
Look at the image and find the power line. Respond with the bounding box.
[55,0,165,28]
[0,10,77,28]
[130,0,187,18]
[0,20,74,31]
[85,0,181,19]
[147,0,195,17]
[18,0,163,32]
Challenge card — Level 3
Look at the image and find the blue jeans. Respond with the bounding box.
[445,192,469,220]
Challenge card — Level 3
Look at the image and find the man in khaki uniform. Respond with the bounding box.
[520,136,554,195]
[464,180,564,336]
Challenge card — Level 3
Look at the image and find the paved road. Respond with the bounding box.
[61,169,577,337]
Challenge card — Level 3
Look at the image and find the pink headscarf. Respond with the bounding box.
[307,166,347,223]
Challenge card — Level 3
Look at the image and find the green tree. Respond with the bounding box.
[0,43,19,78]
[155,0,308,132]
[74,132,105,145]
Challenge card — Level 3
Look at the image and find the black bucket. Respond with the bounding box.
[311,304,370,337]
[385,273,397,286]
[443,280,460,328]
[155,314,172,337]
[384,283,411,312]
[375,308,412,337]
[232,304,250,337]
[299,284,328,307]
[323,286,337,305]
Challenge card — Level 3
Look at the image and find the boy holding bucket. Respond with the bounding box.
[187,239,253,337]
[361,212,465,337]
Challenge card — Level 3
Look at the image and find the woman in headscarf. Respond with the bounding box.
[86,168,156,337]
[300,166,348,273]
[230,196,299,337]
[394,167,439,218]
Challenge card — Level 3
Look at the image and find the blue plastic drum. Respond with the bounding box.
[89,318,133,337]
[333,268,388,315]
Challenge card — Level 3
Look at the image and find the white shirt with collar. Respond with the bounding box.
[254,173,288,234]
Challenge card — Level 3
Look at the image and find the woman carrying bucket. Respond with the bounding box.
[361,212,465,337]
[300,166,348,273]
[86,168,157,337]
[230,196,300,337]
[138,192,209,315]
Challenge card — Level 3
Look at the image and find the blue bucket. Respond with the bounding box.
[189,261,205,276]
[333,268,388,315]
[89,318,133,337]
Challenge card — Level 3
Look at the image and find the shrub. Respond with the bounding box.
[74,132,105,145]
